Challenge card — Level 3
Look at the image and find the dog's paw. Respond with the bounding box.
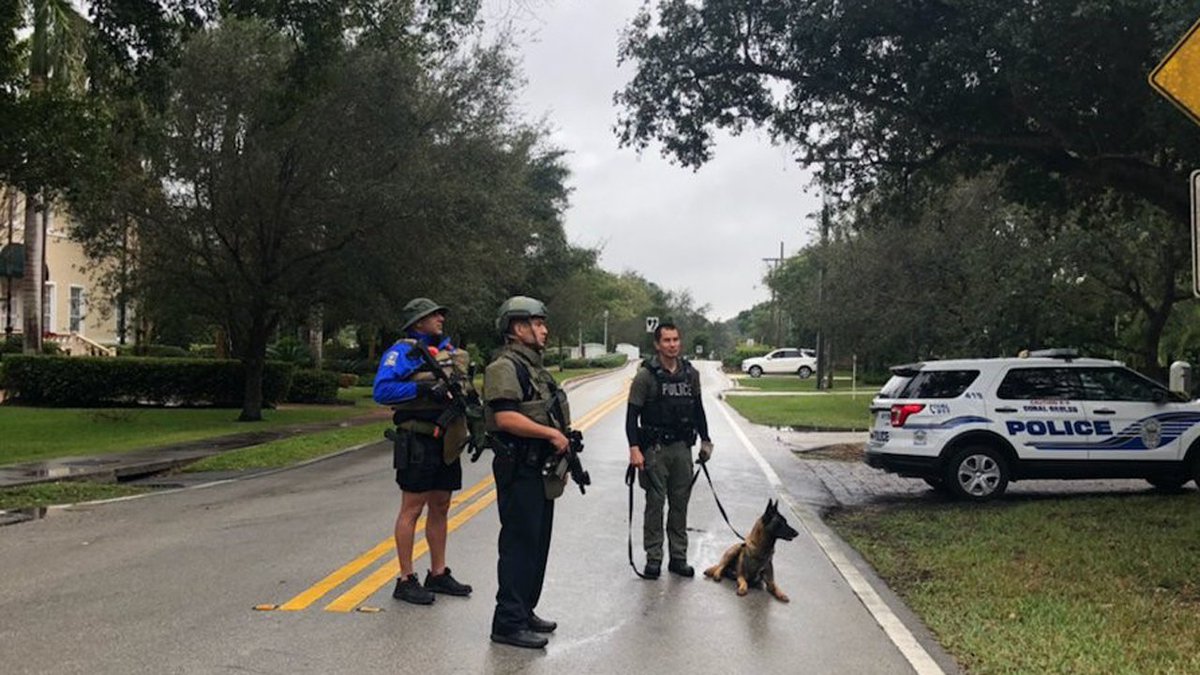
[703,566,721,581]
[736,581,749,596]
[773,592,790,603]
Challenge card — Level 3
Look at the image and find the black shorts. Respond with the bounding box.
[396,433,463,493]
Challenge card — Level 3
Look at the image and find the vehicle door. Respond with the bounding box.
[766,349,800,374]
[1075,367,1196,462]
[993,367,1090,461]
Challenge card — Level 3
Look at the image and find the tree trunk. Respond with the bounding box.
[238,314,270,422]
[1140,306,1170,382]
[308,306,323,369]
[21,192,43,354]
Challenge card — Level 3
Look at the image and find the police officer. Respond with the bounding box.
[373,298,473,605]
[626,321,713,579]
[484,296,570,649]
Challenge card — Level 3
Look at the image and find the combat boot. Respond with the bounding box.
[643,561,661,579]
[393,574,435,605]
[668,559,695,578]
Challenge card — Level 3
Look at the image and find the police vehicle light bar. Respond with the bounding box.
[1026,348,1079,360]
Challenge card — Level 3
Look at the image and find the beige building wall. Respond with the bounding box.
[2,193,123,345]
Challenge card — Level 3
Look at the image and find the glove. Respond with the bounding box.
[698,440,714,464]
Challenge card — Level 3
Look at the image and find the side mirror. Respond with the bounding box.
[1152,389,1169,404]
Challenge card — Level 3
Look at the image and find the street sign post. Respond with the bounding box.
[1193,171,1200,297]
[1150,17,1200,127]
[645,316,659,333]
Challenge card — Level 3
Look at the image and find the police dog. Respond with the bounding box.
[703,500,799,602]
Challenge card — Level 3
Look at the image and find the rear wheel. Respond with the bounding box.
[748,366,763,378]
[1146,476,1188,491]
[797,366,813,379]
[944,446,1009,501]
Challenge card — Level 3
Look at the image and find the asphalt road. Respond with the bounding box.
[0,361,952,674]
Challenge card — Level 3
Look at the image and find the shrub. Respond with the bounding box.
[336,373,358,388]
[1,355,293,407]
[561,353,628,369]
[286,369,340,404]
[722,345,773,369]
[268,336,312,366]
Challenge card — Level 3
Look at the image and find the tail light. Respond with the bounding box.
[890,403,925,427]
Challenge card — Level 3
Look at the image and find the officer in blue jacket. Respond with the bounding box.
[374,297,473,605]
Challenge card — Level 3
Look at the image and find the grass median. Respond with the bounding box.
[828,495,1200,673]
[182,421,391,472]
[724,393,871,430]
[0,481,153,510]
[731,373,881,392]
[0,404,380,466]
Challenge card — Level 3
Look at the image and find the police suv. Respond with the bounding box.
[865,350,1200,501]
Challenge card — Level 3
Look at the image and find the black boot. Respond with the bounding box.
[393,574,435,605]
[528,612,557,633]
[643,561,661,579]
[668,559,695,578]
[490,630,549,649]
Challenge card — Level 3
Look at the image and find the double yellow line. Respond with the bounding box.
[267,382,629,613]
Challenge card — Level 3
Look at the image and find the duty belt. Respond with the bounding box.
[641,426,694,445]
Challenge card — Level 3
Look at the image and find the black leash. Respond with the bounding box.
[691,461,744,541]
[625,465,651,579]
[626,459,746,579]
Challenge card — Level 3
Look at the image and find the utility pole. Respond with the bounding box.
[815,194,831,390]
[762,241,785,347]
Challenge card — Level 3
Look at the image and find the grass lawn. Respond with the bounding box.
[724,393,872,430]
[0,481,153,510]
[183,421,391,472]
[0,404,377,466]
[828,495,1200,673]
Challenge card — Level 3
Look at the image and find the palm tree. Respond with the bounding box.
[19,0,87,353]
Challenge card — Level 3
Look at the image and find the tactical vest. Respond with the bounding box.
[389,338,469,417]
[484,347,571,433]
[639,358,699,445]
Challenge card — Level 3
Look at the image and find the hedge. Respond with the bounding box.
[722,345,773,369]
[562,353,628,369]
[0,355,293,407]
[286,369,340,404]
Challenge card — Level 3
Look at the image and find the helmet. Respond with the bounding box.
[495,295,548,334]
[400,297,449,332]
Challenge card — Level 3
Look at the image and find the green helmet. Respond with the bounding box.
[496,295,548,334]
[400,297,449,332]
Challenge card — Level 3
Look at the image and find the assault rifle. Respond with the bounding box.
[545,390,591,494]
[413,344,488,462]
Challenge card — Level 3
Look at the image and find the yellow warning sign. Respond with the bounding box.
[1151,17,1200,127]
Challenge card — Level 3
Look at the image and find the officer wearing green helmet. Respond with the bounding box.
[483,295,572,649]
[373,297,474,605]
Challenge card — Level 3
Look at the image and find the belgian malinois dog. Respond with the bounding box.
[703,499,799,602]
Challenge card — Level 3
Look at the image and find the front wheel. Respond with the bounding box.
[797,366,813,379]
[944,446,1009,501]
[748,366,763,378]
[1146,476,1188,491]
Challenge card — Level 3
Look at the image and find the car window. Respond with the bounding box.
[877,375,912,399]
[1076,367,1164,402]
[897,370,979,399]
[801,349,815,358]
[996,368,1081,400]
[775,350,799,358]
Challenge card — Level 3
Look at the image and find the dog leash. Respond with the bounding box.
[624,465,652,579]
[691,460,744,541]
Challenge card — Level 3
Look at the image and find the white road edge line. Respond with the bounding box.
[714,398,944,675]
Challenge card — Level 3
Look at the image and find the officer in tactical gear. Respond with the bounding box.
[373,297,474,605]
[626,321,713,579]
[484,295,571,649]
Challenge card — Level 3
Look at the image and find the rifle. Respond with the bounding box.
[544,390,591,494]
[412,344,488,462]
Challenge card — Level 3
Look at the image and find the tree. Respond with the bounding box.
[616,1,1200,221]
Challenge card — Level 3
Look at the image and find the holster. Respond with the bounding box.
[385,427,412,471]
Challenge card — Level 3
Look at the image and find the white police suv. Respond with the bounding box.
[865,350,1200,500]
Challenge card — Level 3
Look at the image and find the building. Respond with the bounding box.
[2,191,122,354]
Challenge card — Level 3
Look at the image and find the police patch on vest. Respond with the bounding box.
[660,381,694,397]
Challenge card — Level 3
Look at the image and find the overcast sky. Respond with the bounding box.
[485,1,822,322]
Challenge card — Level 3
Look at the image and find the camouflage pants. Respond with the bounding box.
[639,440,694,563]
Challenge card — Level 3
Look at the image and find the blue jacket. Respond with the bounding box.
[372,332,454,405]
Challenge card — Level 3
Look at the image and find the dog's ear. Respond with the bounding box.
[765,499,776,515]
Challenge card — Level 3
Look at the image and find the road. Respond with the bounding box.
[0,362,954,674]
